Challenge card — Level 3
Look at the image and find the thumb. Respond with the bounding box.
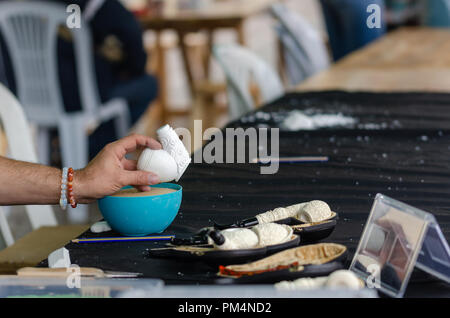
[122,170,160,187]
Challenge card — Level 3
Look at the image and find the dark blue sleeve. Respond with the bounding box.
[52,0,148,76]
[90,0,147,77]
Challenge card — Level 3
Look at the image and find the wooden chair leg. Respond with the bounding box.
[277,37,289,86]
[156,31,168,123]
[177,31,196,97]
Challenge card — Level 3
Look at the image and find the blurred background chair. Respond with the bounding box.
[213,44,284,121]
[0,41,8,89]
[0,1,130,168]
[425,0,450,27]
[270,3,330,86]
[0,1,131,222]
[319,0,386,61]
[0,84,58,247]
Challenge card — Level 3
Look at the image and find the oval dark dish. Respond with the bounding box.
[147,235,301,266]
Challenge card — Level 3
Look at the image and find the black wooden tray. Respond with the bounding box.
[213,246,348,285]
[275,212,338,243]
[147,235,300,266]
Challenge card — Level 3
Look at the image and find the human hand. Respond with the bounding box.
[74,134,162,203]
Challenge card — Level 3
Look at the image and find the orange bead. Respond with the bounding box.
[67,168,77,209]
[68,168,74,181]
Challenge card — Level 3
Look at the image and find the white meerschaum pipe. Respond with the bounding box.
[256,203,307,224]
[217,201,332,230]
[157,125,191,181]
[137,148,178,183]
[210,224,292,250]
[251,223,293,247]
[136,124,191,183]
[256,200,332,224]
[297,200,332,223]
[216,203,306,229]
[209,228,259,250]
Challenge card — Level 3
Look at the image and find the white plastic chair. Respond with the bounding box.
[271,3,330,86]
[0,1,130,168]
[0,84,58,247]
[0,1,131,222]
[275,24,310,85]
[213,44,284,120]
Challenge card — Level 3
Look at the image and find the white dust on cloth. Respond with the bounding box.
[213,223,292,250]
[281,110,356,131]
[275,270,362,290]
[256,200,332,224]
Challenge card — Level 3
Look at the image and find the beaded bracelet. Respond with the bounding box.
[67,167,77,209]
[59,167,77,210]
[59,167,69,210]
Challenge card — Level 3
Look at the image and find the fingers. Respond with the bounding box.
[122,159,137,171]
[134,185,152,192]
[111,134,162,158]
[121,170,160,187]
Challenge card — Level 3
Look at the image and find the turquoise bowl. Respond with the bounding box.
[98,183,182,236]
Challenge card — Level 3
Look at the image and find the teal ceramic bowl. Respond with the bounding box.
[98,183,182,236]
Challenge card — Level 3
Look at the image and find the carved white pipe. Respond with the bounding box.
[251,223,293,247]
[212,223,292,250]
[137,148,178,183]
[213,228,259,250]
[157,125,191,181]
[297,200,332,223]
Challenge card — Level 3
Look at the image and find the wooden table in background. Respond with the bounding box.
[296,27,450,93]
[138,0,276,120]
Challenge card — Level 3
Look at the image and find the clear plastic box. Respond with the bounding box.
[350,193,450,298]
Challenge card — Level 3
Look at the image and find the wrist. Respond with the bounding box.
[73,169,92,204]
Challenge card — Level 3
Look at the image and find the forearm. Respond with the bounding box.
[0,134,162,206]
[0,156,62,205]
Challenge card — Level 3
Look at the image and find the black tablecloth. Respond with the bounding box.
[45,91,450,297]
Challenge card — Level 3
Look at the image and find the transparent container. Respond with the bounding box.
[350,194,450,298]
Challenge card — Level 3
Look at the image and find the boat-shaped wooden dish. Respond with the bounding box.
[276,212,338,243]
[213,212,338,244]
[147,235,300,266]
[214,243,347,285]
